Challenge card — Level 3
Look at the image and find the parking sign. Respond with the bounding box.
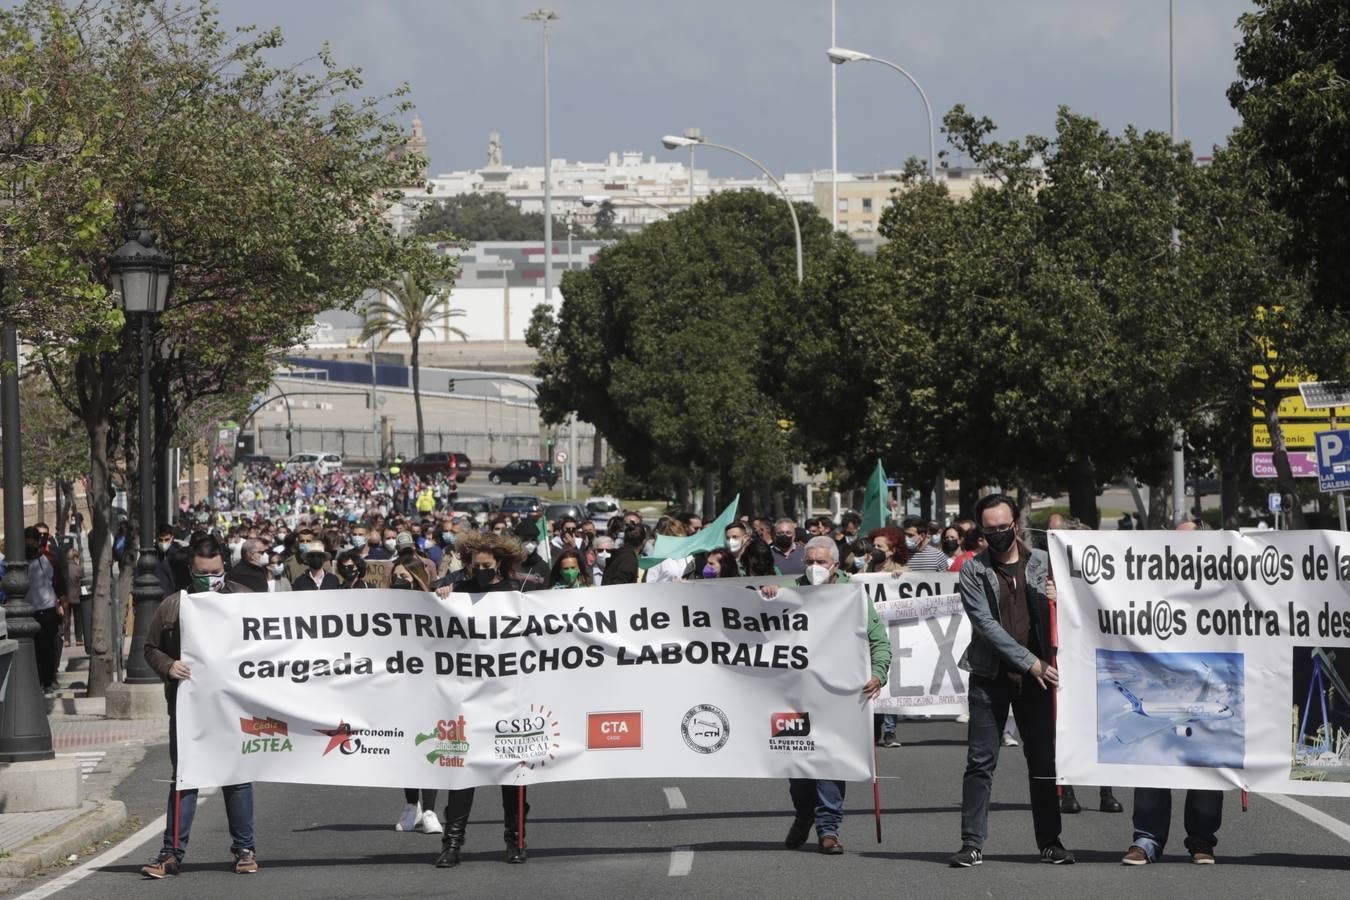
[1315,428,1350,492]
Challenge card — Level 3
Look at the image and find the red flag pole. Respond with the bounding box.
[518,785,526,848]
[1049,570,1062,801]
[872,745,882,842]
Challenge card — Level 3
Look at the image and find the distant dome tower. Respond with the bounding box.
[405,116,429,181]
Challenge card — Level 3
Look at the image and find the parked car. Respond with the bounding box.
[452,497,496,525]
[487,459,558,487]
[284,451,343,475]
[500,494,542,517]
[585,497,621,532]
[402,451,471,482]
[542,503,585,526]
[236,453,274,467]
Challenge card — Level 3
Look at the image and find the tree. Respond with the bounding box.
[414,192,588,242]
[0,0,453,694]
[1231,0,1350,324]
[360,272,466,457]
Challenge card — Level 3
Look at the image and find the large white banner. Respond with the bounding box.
[176,582,875,790]
[855,572,969,716]
[1051,529,1350,796]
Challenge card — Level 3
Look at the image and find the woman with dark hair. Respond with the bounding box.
[742,538,778,577]
[436,534,530,868]
[548,548,593,589]
[701,548,741,579]
[949,525,984,572]
[335,550,372,589]
[865,527,909,574]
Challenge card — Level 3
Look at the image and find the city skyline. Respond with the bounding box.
[216,0,1250,179]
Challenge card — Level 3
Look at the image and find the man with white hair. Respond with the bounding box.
[783,536,891,855]
[591,535,615,582]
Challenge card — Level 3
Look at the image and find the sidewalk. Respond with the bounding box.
[0,643,168,888]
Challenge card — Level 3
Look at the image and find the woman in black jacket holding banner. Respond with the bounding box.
[437,534,530,868]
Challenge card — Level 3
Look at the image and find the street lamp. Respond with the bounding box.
[660,135,804,283]
[0,267,57,762]
[827,46,937,183]
[108,205,172,685]
[524,8,558,300]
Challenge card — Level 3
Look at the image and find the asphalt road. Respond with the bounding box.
[21,720,1350,899]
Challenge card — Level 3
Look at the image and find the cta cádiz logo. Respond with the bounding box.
[415,715,470,768]
[681,704,730,754]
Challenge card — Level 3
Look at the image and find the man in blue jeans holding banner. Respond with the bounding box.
[1121,520,1222,865]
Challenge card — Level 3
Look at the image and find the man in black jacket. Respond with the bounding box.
[511,520,550,591]
[601,523,646,586]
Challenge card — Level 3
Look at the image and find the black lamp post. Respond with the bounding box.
[0,267,56,762]
[107,207,171,685]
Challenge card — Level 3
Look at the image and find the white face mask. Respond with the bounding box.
[726,537,743,554]
[383,538,397,553]
[805,564,832,586]
[522,541,538,554]
[157,541,171,553]
[596,550,611,568]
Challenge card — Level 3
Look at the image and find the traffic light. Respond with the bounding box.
[447,379,455,393]
[546,436,555,448]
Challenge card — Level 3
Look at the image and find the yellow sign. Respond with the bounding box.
[1251,422,1335,449]
[1250,366,1312,389]
[1251,396,1350,420]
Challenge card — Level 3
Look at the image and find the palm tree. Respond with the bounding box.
[360,272,467,457]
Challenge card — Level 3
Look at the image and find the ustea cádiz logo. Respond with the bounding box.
[315,719,403,757]
[240,716,292,754]
[493,702,560,769]
[768,711,815,752]
[681,704,730,754]
[587,711,642,750]
[415,715,470,767]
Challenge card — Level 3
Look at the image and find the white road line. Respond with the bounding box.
[667,846,694,877]
[663,787,686,810]
[1264,793,1350,844]
[12,794,212,900]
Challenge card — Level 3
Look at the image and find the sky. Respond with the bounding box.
[213,0,1254,179]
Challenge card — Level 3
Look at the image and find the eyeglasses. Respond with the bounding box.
[983,524,1014,535]
[562,528,577,534]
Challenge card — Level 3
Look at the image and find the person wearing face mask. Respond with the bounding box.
[436,535,530,867]
[156,525,190,598]
[590,535,615,582]
[291,543,340,591]
[435,515,471,580]
[780,535,890,855]
[266,549,291,591]
[386,552,441,836]
[699,548,740,579]
[949,519,982,572]
[949,494,1073,868]
[769,518,806,576]
[23,526,66,693]
[724,523,751,575]
[939,526,963,567]
[349,523,373,560]
[142,537,259,877]
[223,539,273,593]
[601,523,645,586]
[548,549,592,589]
[365,528,395,561]
[865,527,910,575]
[645,518,692,583]
[335,551,373,589]
[903,516,949,572]
[511,519,550,591]
[283,530,318,584]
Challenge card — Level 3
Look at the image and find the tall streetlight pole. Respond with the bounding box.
[1169,0,1186,526]
[827,47,937,182]
[830,0,839,230]
[525,9,558,301]
[683,126,701,210]
[661,135,804,283]
[108,205,172,685]
[581,194,674,226]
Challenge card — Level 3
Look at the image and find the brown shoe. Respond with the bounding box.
[1121,845,1150,866]
[140,852,180,878]
[1190,847,1216,865]
[818,835,844,855]
[233,848,259,874]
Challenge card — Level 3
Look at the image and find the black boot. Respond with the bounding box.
[1099,787,1123,813]
[503,786,529,864]
[436,790,473,868]
[1060,786,1081,814]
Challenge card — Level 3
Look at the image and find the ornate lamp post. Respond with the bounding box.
[107,207,171,685]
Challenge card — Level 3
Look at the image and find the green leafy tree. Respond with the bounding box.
[360,272,467,456]
[1231,0,1350,324]
[414,192,587,242]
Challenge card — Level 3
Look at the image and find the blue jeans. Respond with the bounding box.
[960,675,1061,851]
[1131,788,1222,860]
[789,778,844,838]
[163,717,255,861]
[878,713,897,737]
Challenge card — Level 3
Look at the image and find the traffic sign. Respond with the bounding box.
[1252,422,1336,450]
[555,450,568,464]
[1251,365,1312,389]
[1315,428,1350,493]
[1250,395,1350,420]
[1268,492,1282,512]
[1251,452,1318,479]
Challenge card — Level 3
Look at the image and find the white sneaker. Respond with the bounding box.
[1002,732,1019,747]
[415,808,443,834]
[955,713,970,723]
[395,802,420,832]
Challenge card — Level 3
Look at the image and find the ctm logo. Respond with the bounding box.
[770,712,811,737]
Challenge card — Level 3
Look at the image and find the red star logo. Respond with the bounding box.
[315,720,355,756]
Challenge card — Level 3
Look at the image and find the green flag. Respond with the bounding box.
[861,460,887,532]
[640,494,740,568]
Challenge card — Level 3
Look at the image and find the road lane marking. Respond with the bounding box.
[13,794,212,900]
[1265,793,1350,844]
[663,787,686,809]
[668,846,694,876]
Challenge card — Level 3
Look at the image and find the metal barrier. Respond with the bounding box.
[255,426,582,467]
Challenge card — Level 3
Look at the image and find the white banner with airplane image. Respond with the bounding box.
[1050,529,1350,796]
[174,582,876,790]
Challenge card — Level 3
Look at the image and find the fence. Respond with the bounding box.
[256,425,590,468]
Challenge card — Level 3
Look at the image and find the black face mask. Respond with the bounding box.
[305,552,327,572]
[870,548,887,564]
[471,567,495,590]
[941,538,960,554]
[985,528,1016,555]
[390,576,414,590]
[339,566,358,582]
[773,533,794,550]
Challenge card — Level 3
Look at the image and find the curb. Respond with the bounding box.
[0,800,128,878]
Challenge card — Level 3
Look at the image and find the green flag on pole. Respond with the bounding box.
[639,494,740,568]
[861,460,887,532]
